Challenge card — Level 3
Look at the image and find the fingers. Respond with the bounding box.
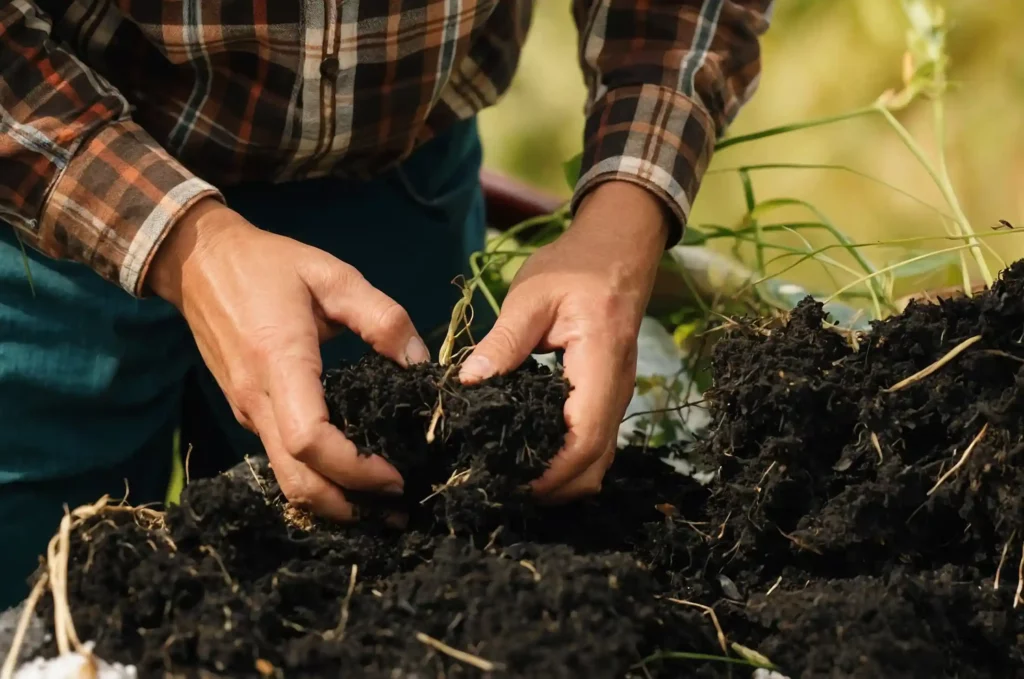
[310,261,429,367]
[460,287,553,384]
[539,443,616,505]
[532,332,635,497]
[530,335,620,494]
[265,346,405,494]
[253,402,358,523]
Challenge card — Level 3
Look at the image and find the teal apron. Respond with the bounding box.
[0,118,487,608]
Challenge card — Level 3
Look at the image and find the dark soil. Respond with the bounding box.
[17,262,1024,678]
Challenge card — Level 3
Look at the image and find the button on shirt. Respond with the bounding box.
[0,1,773,296]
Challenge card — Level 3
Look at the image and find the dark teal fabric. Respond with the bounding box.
[0,118,486,608]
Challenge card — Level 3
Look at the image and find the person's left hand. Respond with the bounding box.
[459,181,670,502]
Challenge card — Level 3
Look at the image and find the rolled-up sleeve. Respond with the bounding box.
[571,1,773,245]
[0,0,222,295]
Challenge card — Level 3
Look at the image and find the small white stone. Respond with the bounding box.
[752,669,790,679]
[13,642,136,679]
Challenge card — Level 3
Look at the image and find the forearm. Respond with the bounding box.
[0,1,222,295]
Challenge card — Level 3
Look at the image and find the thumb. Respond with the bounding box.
[460,289,552,384]
[309,258,429,367]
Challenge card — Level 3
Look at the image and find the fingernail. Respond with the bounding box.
[405,336,430,365]
[382,482,404,495]
[459,354,493,382]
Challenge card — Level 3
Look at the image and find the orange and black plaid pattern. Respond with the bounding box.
[0,0,772,295]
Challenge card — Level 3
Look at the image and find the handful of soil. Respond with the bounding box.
[323,354,570,513]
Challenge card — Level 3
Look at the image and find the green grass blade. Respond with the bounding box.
[748,197,890,314]
[707,162,952,218]
[13,230,36,297]
[738,169,767,276]
[714,107,877,152]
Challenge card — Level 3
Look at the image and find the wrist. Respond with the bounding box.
[146,197,242,307]
[574,181,670,262]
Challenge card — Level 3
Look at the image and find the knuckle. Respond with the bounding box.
[249,325,280,362]
[280,477,314,510]
[281,425,320,462]
[594,292,632,324]
[486,322,520,358]
[373,301,411,339]
[578,434,608,461]
[232,380,263,415]
[322,260,364,293]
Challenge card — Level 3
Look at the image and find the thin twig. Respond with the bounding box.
[47,498,112,656]
[927,423,989,496]
[980,349,1024,364]
[518,560,541,582]
[884,335,982,393]
[245,455,268,499]
[777,527,823,555]
[870,432,884,463]
[765,576,783,598]
[184,444,194,486]
[426,365,458,444]
[1,574,48,679]
[200,546,235,590]
[755,461,777,492]
[1015,542,1024,609]
[666,599,727,654]
[619,399,708,424]
[995,530,1016,591]
[420,469,472,505]
[326,565,358,641]
[426,398,444,444]
[415,632,500,672]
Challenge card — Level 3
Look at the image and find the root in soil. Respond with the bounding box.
[13,261,1024,678]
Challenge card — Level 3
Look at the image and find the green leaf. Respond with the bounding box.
[886,249,963,295]
[562,153,582,189]
[672,321,701,349]
[681,224,709,245]
[888,249,960,279]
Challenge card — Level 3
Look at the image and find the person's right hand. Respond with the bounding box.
[147,198,429,522]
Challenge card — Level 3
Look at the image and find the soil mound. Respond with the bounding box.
[11,262,1024,678]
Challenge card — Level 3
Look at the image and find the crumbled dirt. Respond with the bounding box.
[18,262,1024,678]
[323,354,570,519]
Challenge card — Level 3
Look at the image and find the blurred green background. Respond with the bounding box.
[478,1,1024,295]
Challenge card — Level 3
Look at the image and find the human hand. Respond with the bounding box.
[459,182,669,501]
[148,199,430,521]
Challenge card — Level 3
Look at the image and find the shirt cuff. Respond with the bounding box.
[38,119,223,296]
[570,83,716,248]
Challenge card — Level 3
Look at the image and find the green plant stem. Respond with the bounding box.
[469,252,502,318]
[714,107,878,152]
[930,94,972,290]
[707,162,955,220]
[749,198,891,314]
[738,169,766,276]
[875,104,992,288]
[821,241,979,304]
[13,230,36,297]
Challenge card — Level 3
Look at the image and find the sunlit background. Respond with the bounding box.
[478,0,1024,296]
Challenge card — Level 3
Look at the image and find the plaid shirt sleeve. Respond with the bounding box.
[0,1,222,296]
[571,1,773,245]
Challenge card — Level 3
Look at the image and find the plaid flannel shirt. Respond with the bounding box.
[0,0,772,296]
